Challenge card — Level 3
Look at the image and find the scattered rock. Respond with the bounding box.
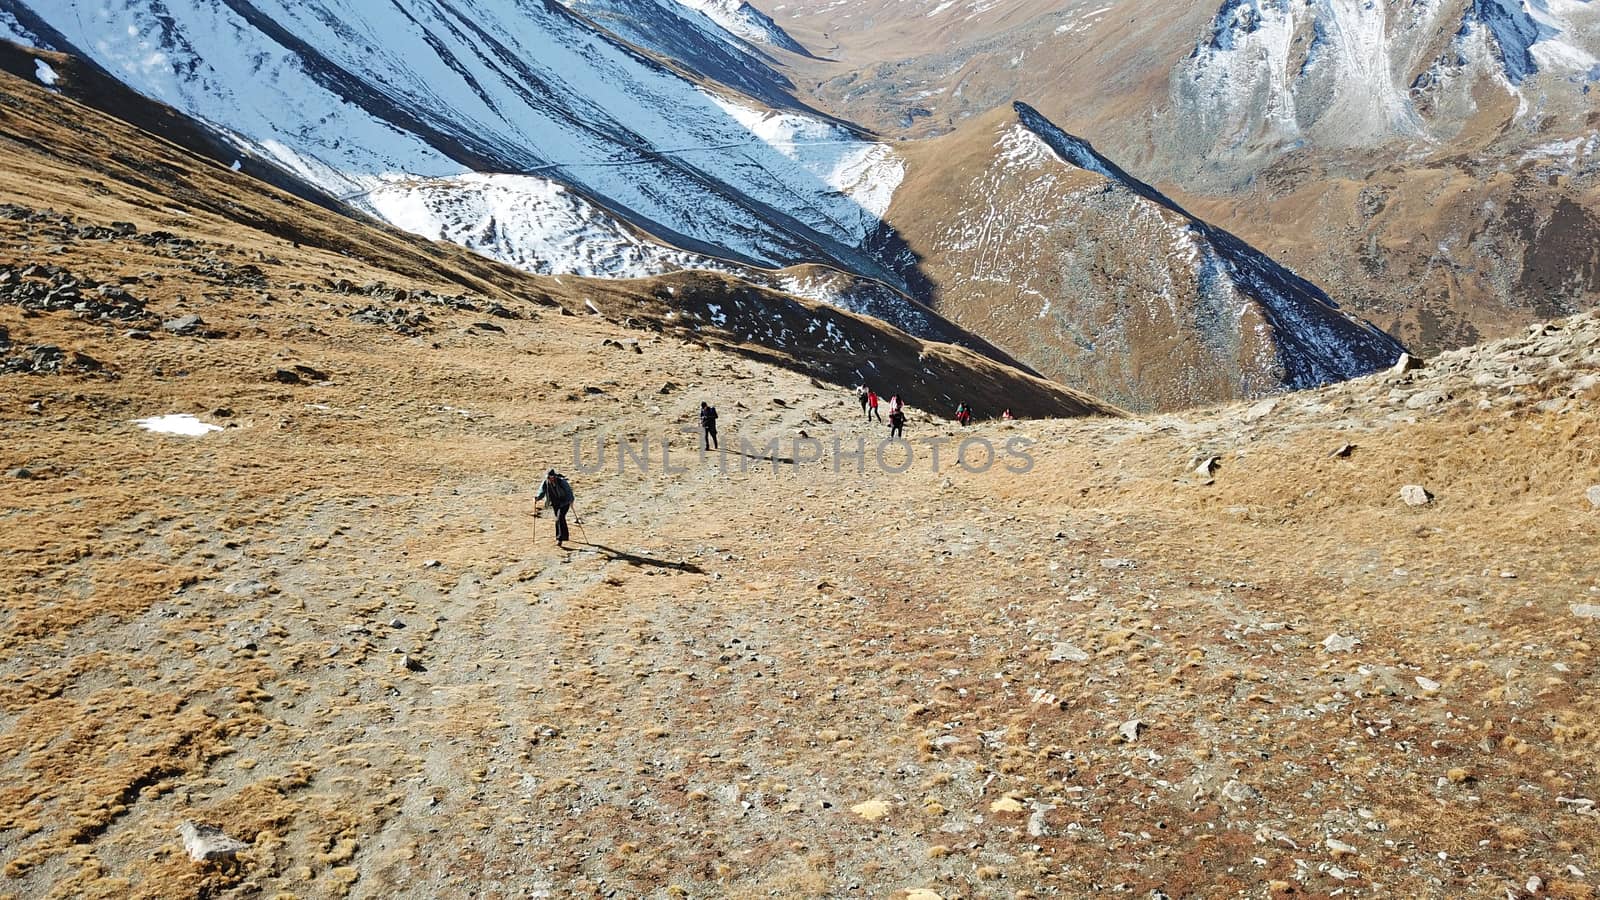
[1192,455,1220,477]
[1100,558,1135,570]
[403,654,427,672]
[1405,389,1449,409]
[124,329,153,340]
[1118,719,1145,743]
[1326,837,1359,858]
[1587,485,1600,509]
[1321,633,1361,653]
[658,381,678,395]
[1026,802,1053,837]
[163,314,205,335]
[177,821,249,863]
[1220,780,1261,804]
[1399,484,1433,507]
[1570,604,1600,620]
[1048,642,1090,663]
[8,467,34,479]
[224,579,269,597]
[388,618,406,629]
[1414,676,1441,693]
[1391,353,1425,375]
[270,368,302,385]
[1242,398,1277,422]
[422,559,440,569]
[1331,442,1354,458]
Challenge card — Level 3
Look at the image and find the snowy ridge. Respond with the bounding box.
[0,0,903,284]
[562,0,802,108]
[673,0,810,54]
[1465,0,1597,85]
[992,103,1405,402]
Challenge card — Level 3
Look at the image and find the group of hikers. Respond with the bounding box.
[533,386,1015,547]
[855,385,908,438]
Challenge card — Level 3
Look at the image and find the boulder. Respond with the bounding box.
[177,821,249,863]
[1391,353,1425,375]
[1400,485,1433,507]
[163,314,204,335]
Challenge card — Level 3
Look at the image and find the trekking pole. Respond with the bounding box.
[571,502,590,543]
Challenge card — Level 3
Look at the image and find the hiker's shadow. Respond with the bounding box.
[578,543,704,574]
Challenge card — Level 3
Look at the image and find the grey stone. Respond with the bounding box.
[1118,719,1145,742]
[8,467,34,479]
[1220,779,1261,804]
[403,654,427,672]
[1400,484,1433,507]
[177,820,249,862]
[1405,390,1449,409]
[1322,633,1361,653]
[1241,398,1277,422]
[163,314,204,335]
[1100,558,1135,570]
[1048,642,1090,663]
[1391,353,1425,375]
[1571,604,1600,620]
[1587,485,1600,509]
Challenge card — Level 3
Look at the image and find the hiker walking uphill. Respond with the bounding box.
[534,468,574,546]
[867,389,883,423]
[888,405,906,440]
[856,385,869,421]
[699,401,719,451]
[955,403,972,427]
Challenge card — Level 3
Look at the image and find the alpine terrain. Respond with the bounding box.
[2,2,1599,899]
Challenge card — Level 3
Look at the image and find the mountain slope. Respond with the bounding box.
[748,0,1600,356]
[0,65,1112,419]
[0,0,904,284]
[883,103,1405,410]
[6,65,1599,895]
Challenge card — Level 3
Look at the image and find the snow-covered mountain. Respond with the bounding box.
[0,0,1423,409]
[1176,0,1600,160]
[0,0,898,285]
[561,0,808,109]
[882,102,1405,410]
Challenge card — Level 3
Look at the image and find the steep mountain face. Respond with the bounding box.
[1171,0,1600,176]
[0,0,901,284]
[883,103,1404,410]
[561,0,806,109]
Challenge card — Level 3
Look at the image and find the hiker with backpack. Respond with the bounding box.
[699,401,719,451]
[856,385,869,420]
[888,405,906,439]
[534,468,575,546]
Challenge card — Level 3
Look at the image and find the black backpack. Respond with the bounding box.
[545,473,572,506]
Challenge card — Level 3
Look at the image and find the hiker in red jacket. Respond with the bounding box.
[867,389,883,423]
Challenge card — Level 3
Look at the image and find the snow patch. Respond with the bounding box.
[34,59,58,87]
[134,414,223,436]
